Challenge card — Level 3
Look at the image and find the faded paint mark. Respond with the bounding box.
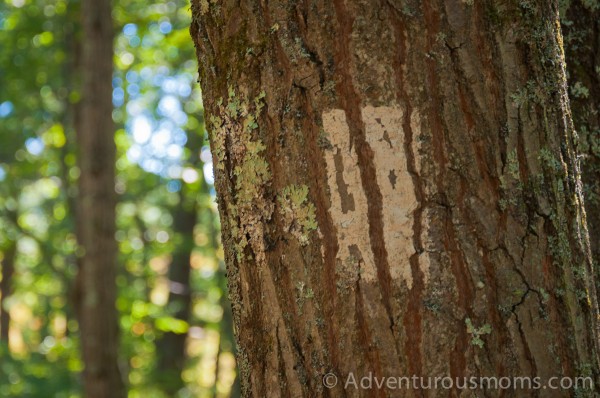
[363,105,417,288]
[323,107,428,288]
[323,110,377,282]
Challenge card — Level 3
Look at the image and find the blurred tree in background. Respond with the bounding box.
[0,0,237,396]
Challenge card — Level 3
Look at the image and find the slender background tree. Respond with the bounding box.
[75,0,125,395]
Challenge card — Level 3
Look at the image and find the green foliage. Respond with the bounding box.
[0,0,236,396]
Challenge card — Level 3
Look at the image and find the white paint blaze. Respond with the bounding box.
[322,110,377,282]
[323,107,427,288]
[362,106,417,288]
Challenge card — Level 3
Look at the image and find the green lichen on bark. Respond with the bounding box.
[465,318,492,349]
[208,114,225,170]
[198,0,219,16]
[277,184,318,246]
[538,148,576,268]
[208,88,272,262]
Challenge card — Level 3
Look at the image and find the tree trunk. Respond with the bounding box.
[154,126,206,393]
[561,0,600,277]
[76,0,124,395]
[0,242,16,345]
[191,1,600,396]
[215,265,241,398]
[155,191,196,394]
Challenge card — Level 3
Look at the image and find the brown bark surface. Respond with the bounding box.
[76,0,125,395]
[191,1,600,396]
[562,0,600,279]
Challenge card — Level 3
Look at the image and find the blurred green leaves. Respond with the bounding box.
[0,0,234,396]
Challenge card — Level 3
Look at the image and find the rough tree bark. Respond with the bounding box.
[561,0,600,274]
[191,0,600,396]
[75,0,125,395]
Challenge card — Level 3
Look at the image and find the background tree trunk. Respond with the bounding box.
[76,0,125,395]
[191,0,600,396]
[0,241,16,345]
[155,175,198,394]
[155,200,195,394]
[561,0,600,281]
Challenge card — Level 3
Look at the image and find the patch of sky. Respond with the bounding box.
[172,128,187,146]
[127,83,140,97]
[158,119,175,132]
[131,115,152,144]
[158,95,180,118]
[112,77,123,88]
[159,21,172,34]
[152,73,165,87]
[173,112,187,126]
[167,180,181,192]
[113,87,125,107]
[0,101,14,117]
[119,64,205,182]
[25,137,44,156]
[142,158,163,174]
[127,145,142,162]
[203,162,214,185]
[178,84,191,98]
[161,77,179,94]
[129,36,141,47]
[126,100,144,116]
[167,144,182,159]
[126,71,139,84]
[181,168,199,184]
[200,146,212,163]
[123,23,137,37]
[142,35,154,48]
[150,128,171,149]
[166,164,181,179]
[140,67,152,80]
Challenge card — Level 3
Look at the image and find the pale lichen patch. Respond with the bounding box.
[419,208,434,285]
[199,0,209,15]
[278,184,318,246]
[322,109,377,282]
[418,252,431,285]
[199,0,218,15]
